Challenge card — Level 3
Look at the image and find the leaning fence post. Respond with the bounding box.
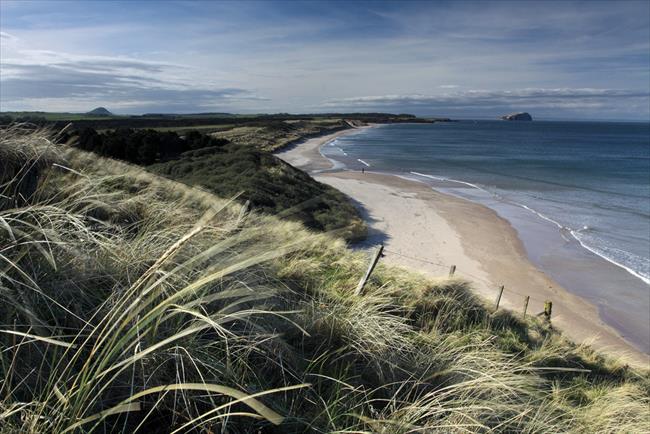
[522,295,530,318]
[448,265,456,277]
[494,285,504,311]
[543,300,553,321]
[355,244,384,296]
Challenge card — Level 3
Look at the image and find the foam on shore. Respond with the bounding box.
[407,171,650,286]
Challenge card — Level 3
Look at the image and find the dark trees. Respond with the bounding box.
[74,128,230,165]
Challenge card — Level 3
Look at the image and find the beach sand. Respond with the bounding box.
[277,127,649,367]
[275,127,371,172]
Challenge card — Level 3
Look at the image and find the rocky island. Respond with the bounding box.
[501,112,532,121]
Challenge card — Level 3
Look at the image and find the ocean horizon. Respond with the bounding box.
[322,120,650,353]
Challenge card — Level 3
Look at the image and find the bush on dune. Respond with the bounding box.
[151,145,366,242]
[0,127,648,433]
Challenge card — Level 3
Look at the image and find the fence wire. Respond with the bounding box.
[377,246,550,308]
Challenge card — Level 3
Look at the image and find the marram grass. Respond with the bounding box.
[0,126,648,433]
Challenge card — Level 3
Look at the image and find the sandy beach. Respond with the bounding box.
[276,127,649,367]
[274,126,372,173]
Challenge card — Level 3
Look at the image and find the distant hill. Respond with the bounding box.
[86,107,113,116]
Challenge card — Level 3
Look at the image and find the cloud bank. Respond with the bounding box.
[1,0,648,119]
[0,49,267,112]
[321,88,650,118]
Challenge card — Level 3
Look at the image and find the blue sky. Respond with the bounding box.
[1,0,649,120]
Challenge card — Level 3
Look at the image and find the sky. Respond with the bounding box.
[1,0,649,120]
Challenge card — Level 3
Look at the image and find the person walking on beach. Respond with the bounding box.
[361,168,365,174]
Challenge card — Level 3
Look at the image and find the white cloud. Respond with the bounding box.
[0,31,18,41]
[0,47,269,113]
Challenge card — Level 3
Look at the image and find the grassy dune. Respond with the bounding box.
[72,123,367,242]
[209,118,347,152]
[1,126,648,433]
[150,144,367,242]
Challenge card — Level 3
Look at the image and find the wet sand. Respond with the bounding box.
[277,128,649,367]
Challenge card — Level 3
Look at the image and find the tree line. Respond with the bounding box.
[75,128,230,165]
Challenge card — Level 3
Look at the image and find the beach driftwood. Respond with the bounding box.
[355,244,384,296]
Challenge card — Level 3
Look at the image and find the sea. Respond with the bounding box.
[321,120,650,353]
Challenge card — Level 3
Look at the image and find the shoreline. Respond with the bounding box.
[276,127,649,367]
[273,126,373,173]
[408,170,650,287]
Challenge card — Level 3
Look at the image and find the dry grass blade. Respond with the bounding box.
[0,330,77,349]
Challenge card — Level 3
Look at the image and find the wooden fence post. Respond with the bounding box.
[522,296,530,318]
[543,301,553,320]
[355,244,384,296]
[494,285,504,311]
[448,265,456,277]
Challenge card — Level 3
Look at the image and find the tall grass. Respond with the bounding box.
[1,126,648,433]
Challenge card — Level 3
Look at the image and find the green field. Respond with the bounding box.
[1,111,128,121]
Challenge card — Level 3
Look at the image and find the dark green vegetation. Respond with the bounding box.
[1,127,648,433]
[151,146,366,241]
[76,128,230,165]
[0,111,429,132]
[72,120,366,240]
[0,111,435,241]
[0,111,128,123]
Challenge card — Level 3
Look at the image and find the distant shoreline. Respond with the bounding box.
[275,126,649,367]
